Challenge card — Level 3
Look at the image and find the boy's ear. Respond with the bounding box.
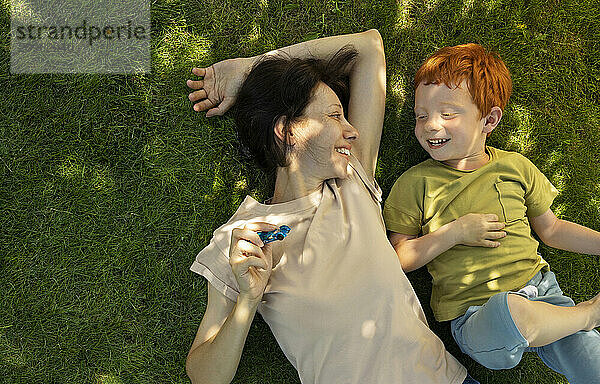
[483,106,503,135]
[273,116,295,146]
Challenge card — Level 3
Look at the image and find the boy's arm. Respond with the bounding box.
[389,223,459,273]
[529,209,600,255]
[389,214,507,272]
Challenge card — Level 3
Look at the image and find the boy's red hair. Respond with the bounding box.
[414,43,512,118]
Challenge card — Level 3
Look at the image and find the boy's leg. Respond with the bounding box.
[450,292,530,369]
[451,271,600,373]
[513,271,600,384]
[506,292,598,347]
[533,328,600,384]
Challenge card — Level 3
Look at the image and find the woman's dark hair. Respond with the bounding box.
[233,45,358,173]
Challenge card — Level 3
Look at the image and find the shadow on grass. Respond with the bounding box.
[1,0,599,383]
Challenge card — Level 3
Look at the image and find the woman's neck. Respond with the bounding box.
[269,166,323,204]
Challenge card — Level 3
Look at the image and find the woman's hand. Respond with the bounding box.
[187,57,253,117]
[453,213,507,247]
[229,222,277,304]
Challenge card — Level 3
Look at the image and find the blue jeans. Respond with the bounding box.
[451,271,600,384]
[462,374,480,384]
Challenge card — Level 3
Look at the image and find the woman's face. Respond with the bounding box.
[287,82,359,180]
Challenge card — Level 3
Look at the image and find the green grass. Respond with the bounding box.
[1,0,600,383]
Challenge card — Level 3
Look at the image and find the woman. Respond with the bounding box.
[185,30,476,384]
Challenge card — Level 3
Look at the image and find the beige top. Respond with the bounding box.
[191,154,466,384]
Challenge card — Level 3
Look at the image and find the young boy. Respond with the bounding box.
[383,43,600,383]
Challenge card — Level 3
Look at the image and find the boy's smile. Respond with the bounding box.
[414,81,500,171]
[426,138,451,149]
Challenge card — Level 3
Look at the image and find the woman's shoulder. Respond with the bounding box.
[204,196,260,251]
[347,152,383,203]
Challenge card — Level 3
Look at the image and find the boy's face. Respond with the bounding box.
[414,81,490,170]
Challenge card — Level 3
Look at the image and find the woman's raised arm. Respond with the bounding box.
[188,29,386,181]
[344,30,386,182]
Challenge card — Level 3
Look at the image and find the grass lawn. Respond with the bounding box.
[2,0,600,383]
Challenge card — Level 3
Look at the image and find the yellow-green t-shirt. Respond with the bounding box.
[383,147,558,321]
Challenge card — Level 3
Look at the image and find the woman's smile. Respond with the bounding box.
[335,146,351,158]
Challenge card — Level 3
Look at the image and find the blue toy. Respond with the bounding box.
[258,225,291,244]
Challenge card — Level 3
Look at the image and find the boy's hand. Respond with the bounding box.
[454,213,506,247]
[187,57,253,117]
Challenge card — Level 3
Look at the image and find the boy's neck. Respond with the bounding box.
[442,148,490,171]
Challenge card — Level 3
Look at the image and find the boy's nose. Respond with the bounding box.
[424,120,442,132]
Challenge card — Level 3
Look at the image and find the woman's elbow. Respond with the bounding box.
[186,348,233,384]
[360,29,384,56]
[363,29,382,43]
[185,352,199,384]
[186,348,209,384]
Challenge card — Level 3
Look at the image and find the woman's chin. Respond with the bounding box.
[330,163,350,179]
[325,155,350,179]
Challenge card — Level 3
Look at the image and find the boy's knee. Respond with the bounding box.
[507,293,538,345]
[452,292,529,369]
[479,354,522,370]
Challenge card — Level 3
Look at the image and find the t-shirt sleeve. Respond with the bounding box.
[383,172,423,236]
[348,152,383,204]
[190,235,240,302]
[521,155,559,217]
